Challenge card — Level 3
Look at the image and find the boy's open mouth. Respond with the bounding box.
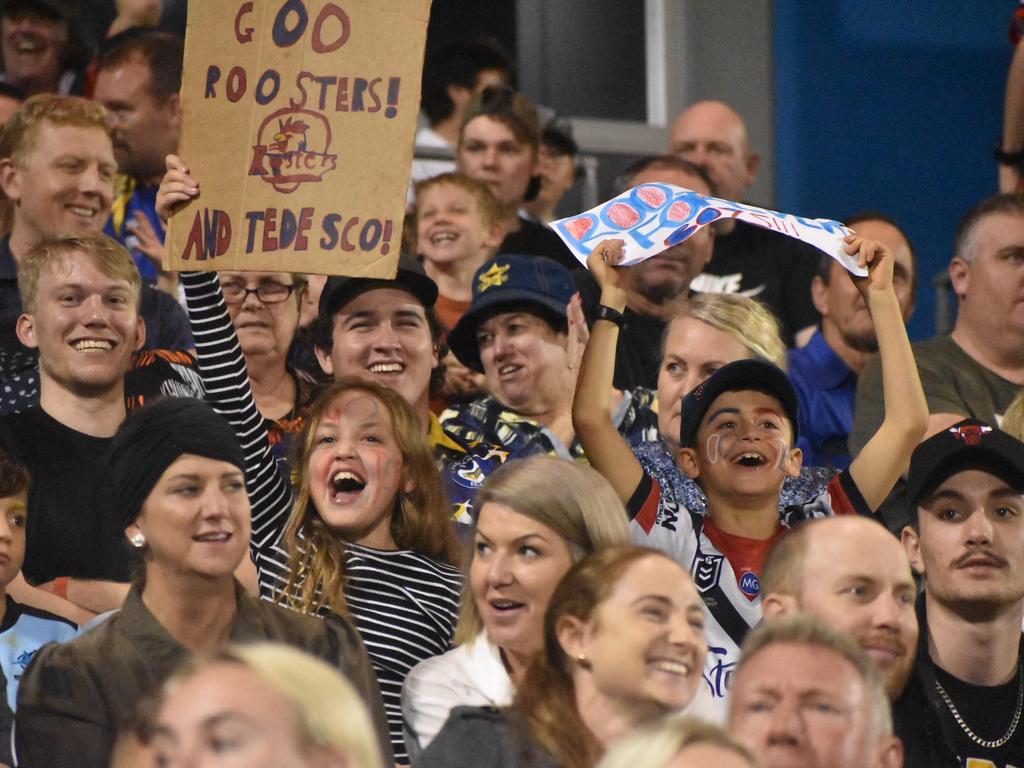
[734,452,768,467]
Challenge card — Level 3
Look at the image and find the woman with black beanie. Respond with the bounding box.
[12,397,390,768]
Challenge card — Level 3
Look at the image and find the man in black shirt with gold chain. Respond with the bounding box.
[898,420,1024,767]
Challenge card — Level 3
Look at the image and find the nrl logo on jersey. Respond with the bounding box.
[693,553,723,594]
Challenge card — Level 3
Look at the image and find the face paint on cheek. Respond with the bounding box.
[705,433,722,464]
[768,437,790,472]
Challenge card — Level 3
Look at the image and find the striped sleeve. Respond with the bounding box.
[180,271,294,553]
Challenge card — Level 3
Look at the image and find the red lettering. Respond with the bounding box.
[234,1,254,43]
[262,208,279,251]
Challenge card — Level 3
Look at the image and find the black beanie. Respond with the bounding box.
[110,398,247,526]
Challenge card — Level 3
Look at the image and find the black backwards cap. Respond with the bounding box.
[678,359,799,448]
[318,252,438,319]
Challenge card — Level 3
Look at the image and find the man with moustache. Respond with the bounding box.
[790,213,917,470]
[574,154,716,389]
[761,515,919,701]
[897,420,1024,766]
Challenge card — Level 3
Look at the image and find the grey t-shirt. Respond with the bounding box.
[850,334,1020,529]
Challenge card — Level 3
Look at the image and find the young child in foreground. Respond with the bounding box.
[573,235,928,703]
[0,450,77,766]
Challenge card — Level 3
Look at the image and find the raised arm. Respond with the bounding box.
[157,155,293,554]
[846,236,928,511]
[572,239,645,503]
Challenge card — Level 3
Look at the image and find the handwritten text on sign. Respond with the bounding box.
[166,0,431,277]
[552,184,865,276]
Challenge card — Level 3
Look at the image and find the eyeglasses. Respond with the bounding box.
[221,282,296,305]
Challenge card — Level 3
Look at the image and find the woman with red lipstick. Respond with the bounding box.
[417,546,709,768]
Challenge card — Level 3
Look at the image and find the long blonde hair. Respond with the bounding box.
[668,292,787,370]
[281,377,460,615]
[454,456,630,644]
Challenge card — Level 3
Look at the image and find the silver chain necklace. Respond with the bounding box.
[935,665,1024,750]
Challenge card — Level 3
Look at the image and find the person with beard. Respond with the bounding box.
[573,155,716,390]
[896,420,1024,767]
[760,515,919,702]
[789,213,916,470]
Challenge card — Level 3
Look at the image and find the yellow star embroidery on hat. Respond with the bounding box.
[477,262,510,292]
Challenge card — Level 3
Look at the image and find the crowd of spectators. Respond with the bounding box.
[0,2,1018,768]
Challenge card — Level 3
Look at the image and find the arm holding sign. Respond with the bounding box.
[157,156,295,558]
[572,239,645,503]
[844,236,928,512]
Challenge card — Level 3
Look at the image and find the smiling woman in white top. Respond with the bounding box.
[402,455,631,755]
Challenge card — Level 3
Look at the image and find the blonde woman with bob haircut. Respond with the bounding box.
[595,716,757,768]
[151,643,385,768]
[403,455,652,755]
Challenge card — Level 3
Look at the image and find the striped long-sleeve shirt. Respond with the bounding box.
[181,271,462,764]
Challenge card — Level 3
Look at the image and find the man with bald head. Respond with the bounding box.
[761,516,919,701]
[670,100,819,345]
[574,154,715,389]
[789,213,917,470]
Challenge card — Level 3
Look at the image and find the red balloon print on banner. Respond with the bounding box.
[563,217,594,241]
[635,185,667,208]
[666,200,692,222]
[607,202,640,228]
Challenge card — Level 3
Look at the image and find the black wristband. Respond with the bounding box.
[995,140,1024,167]
[596,304,626,327]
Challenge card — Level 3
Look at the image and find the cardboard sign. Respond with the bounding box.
[553,184,866,276]
[165,0,431,277]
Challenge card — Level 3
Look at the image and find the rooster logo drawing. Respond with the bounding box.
[249,108,338,193]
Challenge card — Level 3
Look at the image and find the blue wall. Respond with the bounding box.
[774,1,1011,339]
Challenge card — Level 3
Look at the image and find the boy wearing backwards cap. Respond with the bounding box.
[575,235,927,704]
[895,420,1024,767]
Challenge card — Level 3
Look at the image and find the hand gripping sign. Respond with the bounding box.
[553,184,867,277]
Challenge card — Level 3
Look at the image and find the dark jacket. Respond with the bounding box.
[15,582,391,768]
[893,596,1024,768]
[415,706,560,768]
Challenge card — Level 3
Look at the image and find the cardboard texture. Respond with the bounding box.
[166,0,431,277]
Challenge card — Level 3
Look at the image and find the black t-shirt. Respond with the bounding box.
[574,268,667,390]
[498,216,579,273]
[0,408,130,584]
[690,221,820,344]
[933,664,1024,767]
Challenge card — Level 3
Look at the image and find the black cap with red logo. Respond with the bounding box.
[906,419,1024,508]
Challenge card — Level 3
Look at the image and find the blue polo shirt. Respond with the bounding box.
[788,330,858,471]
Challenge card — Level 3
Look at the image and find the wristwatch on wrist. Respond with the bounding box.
[596,304,626,327]
[995,140,1024,167]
